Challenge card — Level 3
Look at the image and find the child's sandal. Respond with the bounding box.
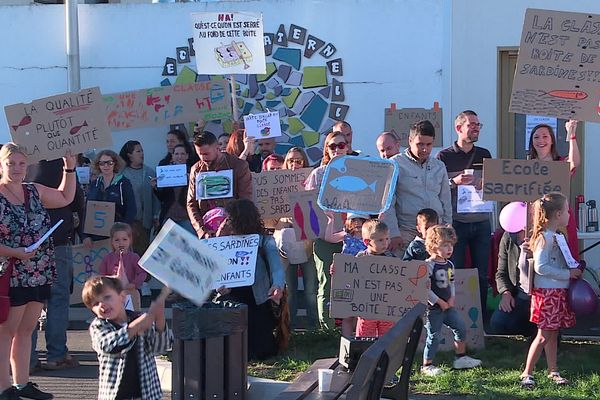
[548,371,568,385]
[520,374,536,389]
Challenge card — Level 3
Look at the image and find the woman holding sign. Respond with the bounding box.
[304,131,348,330]
[0,143,76,400]
[216,199,286,360]
[527,120,580,259]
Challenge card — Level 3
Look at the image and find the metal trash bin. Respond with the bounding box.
[171,300,248,400]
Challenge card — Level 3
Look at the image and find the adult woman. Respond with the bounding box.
[304,131,348,329]
[154,144,194,233]
[0,143,76,400]
[274,147,317,329]
[528,120,580,258]
[84,150,136,243]
[217,133,230,152]
[226,129,261,172]
[217,199,286,360]
[158,129,198,167]
[119,141,160,254]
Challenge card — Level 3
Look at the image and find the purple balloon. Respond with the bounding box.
[568,279,599,316]
[499,202,527,233]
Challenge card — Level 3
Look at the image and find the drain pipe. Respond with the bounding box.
[65,0,80,92]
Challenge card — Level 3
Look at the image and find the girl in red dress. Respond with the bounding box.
[520,193,582,388]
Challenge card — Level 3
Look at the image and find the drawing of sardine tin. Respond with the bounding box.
[318,155,399,215]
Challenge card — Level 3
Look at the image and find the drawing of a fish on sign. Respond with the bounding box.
[288,190,342,241]
[318,156,398,214]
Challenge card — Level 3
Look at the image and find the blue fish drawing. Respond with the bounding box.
[235,250,252,257]
[308,200,320,237]
[328,157,347,173]
[329,176,377,193]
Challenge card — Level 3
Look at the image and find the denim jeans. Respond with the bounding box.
[451,219,491,320]
[313,239,342,330]
[282,257,318,330]
[489,294,536,336]
[31,245,73,366]
[424,306,466,361]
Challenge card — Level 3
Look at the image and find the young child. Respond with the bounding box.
[325,212,369,336]
[99,222,148,310]
[421,224,482,376]
[354,220,395,338]
[519,192,582,388]
[83,277,173,400]
[403,208,439,261]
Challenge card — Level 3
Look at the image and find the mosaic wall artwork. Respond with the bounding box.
[159,24,349,165]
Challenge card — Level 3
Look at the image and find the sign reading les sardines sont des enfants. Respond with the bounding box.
[5,87,112,163]
[482,159,570,202]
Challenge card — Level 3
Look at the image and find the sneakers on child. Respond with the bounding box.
[548,371,568,385]
[0,387,21,400]
[453,355,482,369]
[15,383,53,400]
[420,364,444,376]
[520,374,536,389]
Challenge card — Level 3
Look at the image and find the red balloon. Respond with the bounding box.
[568,279,599,316]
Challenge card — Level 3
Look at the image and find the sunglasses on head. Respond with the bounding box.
[327,142,347,151]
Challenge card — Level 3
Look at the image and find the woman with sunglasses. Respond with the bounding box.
[83,150,137,245]
[304,132,348,329]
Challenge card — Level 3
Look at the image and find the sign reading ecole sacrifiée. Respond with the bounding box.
[201,234,259,288]
[139,219,225,306]
[191,12,266,75]
[5,87,112,163]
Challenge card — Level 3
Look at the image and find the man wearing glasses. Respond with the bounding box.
[381,120,452,256]
[437,110,493,322]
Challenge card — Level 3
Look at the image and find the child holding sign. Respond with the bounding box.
[354,220,395,338]
[519,193,582,388]
[99,223,147,310]
[83,277,172,400]
[421,225,482,376]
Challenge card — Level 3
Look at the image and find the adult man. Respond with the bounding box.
[489,231,536,336]
[381,120,452,256]
[333,120,360,156]
[187,131,253,238]
[437,110,492,320]
[241,137,276,173]
[28,159,85,371]
[376,131,401,159]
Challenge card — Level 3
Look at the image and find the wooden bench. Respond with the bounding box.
[274,303,426,400]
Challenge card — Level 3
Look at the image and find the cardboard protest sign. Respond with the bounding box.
[139,219,225,306]
[252,167,311,219]
[71,239,111,304]
[482,158,570,202]
[191,12,266,74]
[288,189,342,241]
[104,80,232,130]
[318,156,398,214]
[330,253,429,321]
[510,9,600,122]
[418,268,485,351]
[202,234,260,288]
[195,169,234,200]
[384,103,443,147]
[156,164,188,188]
[243,111,282,139]
[5,87,112,163]
[84,201,116,237]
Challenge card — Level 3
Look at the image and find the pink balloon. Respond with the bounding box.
[499,202,527,233]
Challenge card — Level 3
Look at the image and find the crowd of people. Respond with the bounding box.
[0,109,585,398]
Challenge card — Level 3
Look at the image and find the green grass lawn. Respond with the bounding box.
[249,330,600,399]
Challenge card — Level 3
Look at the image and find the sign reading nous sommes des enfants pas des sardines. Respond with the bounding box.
[482,158,570,202]
[252,167,312,219]
[5,87,112,163]
[191,12,266,75]
[201,234,259,289]
[139,219,225,306]
[104,80,232,130]
[330,254,429,321]
[509,8,600,122]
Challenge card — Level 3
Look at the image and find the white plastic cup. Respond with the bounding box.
[463,168,474,175]
[318,369,334,392]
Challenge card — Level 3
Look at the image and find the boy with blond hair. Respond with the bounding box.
[421,225,482,376]
[82,276,173,400]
